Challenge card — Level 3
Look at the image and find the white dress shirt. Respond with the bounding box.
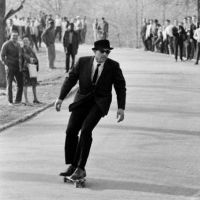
[194,28,200,43]
[91,58,104,83]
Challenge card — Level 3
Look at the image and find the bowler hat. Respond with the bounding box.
[92,40,113,50]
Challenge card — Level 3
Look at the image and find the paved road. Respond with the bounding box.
[1,47,200,200]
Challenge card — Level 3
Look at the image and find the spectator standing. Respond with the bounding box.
[0,31,23,105]
[172,20,185,62]
[6,19,18,40]
[81,16,87,43]
[55,14,62,42]
[145,19,153,51]
[165,19,174,55]
[61,17,70,39]
[74,16,82,44]
[92,18,100,42]
[152,19,159,51]
[30,19,39,52]
[193,24,200,65]
[20,37,40,105]
[101,17,109,39]
[42,20,56,69]
[154,25,164,53]
[183,17,191,60]
[140,18,148,51]
[63,23,79,73]
[190,15,198,59]
[24,19,32,43]
[13,15,20,34]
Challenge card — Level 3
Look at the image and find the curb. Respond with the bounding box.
[0,87,78,133]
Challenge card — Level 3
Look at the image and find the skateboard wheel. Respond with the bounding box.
[64,177,67,182]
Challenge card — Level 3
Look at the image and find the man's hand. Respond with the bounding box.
[55,99,63,112]
[64,47,68,54]
[116,108,124,123]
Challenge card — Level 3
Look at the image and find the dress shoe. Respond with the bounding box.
[70,167,86,180]
[59,165,76,176]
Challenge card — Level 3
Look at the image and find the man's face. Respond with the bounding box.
[94,49,110,63]
[174,20,178,26]
[187,17,192,24]
[11,33,18,43]
[192,16,197,23]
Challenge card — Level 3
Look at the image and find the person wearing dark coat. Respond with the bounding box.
[55,39,126,181]
[63,23,79,72]
[173,22,186,62]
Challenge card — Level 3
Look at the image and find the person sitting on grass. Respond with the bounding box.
[20,37,41,105]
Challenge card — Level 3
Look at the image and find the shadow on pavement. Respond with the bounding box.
[98,124,200,137]
[88,177,199,197]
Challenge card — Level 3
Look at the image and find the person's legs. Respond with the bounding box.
[73,103,102,170]
[58,27,62,42]
[33,35,39,51]
[179,40,184,61]
[6,69,14,103]
[65,53,70,72]
[174,38,178,61]
[32,86,38,102]
[23,86,29,104]
[52,44,56,67]
[47,45,55,69]
[14,70,23,103]
[195,42,200,64]
[64,106,89,165]
[71,54,75,70]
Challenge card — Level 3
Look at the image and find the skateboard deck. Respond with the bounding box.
[63,176,86,188]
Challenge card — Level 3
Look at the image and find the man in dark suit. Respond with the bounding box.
[63,23,79,72]
[55,39,126,180]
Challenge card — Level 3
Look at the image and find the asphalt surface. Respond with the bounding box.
[1,48,200,200]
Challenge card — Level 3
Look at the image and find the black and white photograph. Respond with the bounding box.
[0,0,200,199]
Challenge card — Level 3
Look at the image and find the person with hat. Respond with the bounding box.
[55,39,126,181]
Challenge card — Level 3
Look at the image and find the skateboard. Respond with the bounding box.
[63,176,86,188]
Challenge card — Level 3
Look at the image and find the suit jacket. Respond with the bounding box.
[63,30,79,55]
[58,56,126,116]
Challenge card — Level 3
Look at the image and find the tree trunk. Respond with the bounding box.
[0,0,6,88]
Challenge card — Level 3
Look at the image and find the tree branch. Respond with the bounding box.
[4,0,25,22]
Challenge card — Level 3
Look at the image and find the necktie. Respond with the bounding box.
[92,63,101,84]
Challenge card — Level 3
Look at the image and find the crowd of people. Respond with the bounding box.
[92,17,109,41]
[0,10,111,106]
[6,12,88,49]
[141,15,200,65]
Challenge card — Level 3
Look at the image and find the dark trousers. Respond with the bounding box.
[184,39,191,60]
[174,38,183,61]
[55,26,62,42]
[190,39,196,59]
[195,42,200,64]
[141,36,148,50]
[37,30,43,47]
[31,35,39,51]
[65,44,75,72]
[64,99,102,170]
[167,36,174,55]
[6,69,23,103]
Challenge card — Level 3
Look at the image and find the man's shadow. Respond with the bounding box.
[1,171,200,198]
[87,177,199,197]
